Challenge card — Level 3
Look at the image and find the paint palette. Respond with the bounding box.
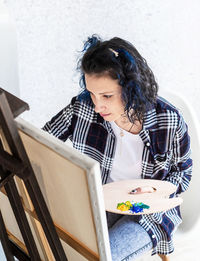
[103,179,183,215]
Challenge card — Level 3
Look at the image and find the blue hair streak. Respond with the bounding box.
[78,73,92,103]
[81,34,101,53]
[117,48,136,70]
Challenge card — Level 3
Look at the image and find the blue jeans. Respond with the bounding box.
[107,212,153,261]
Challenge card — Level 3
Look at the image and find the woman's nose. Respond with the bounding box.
[94,104,105,113]
[94,100,106,113]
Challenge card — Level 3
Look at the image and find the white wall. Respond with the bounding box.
[0,1,19,96]
[3,0,200,127]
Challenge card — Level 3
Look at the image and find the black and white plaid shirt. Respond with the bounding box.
[43,95,192,256]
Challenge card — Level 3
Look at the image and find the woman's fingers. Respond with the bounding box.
[130,186,155,194]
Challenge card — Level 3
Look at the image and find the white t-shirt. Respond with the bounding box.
[107,121,144,183]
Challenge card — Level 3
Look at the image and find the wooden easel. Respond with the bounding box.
[0,88,68,261]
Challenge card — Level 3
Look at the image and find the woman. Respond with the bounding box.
[43,35,192,261]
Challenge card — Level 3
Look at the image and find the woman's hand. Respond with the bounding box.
[129,186,156,194]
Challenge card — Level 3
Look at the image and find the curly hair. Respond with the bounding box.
[76,34,158,122]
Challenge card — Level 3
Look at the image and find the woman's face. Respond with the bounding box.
[85,73,125,122]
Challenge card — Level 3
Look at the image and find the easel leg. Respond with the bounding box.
[16,177,55,261]
[0,137,41,260]
[0,210,15,261]
[24,174,67,260]
[4,179,41,260]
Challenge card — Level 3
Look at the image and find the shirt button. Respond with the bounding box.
[146,142,150,147]
[152,235,156,239]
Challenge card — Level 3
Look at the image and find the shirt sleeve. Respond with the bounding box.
[42,97,76,142]
[165,113,192,194]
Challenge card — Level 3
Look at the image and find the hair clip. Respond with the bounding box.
[109,48,119,57]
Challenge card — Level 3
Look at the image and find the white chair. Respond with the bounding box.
[159,90,200,260]
[137,90,200,261]
[159,90,200,231]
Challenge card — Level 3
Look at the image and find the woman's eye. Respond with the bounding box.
[104,95,112,99]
